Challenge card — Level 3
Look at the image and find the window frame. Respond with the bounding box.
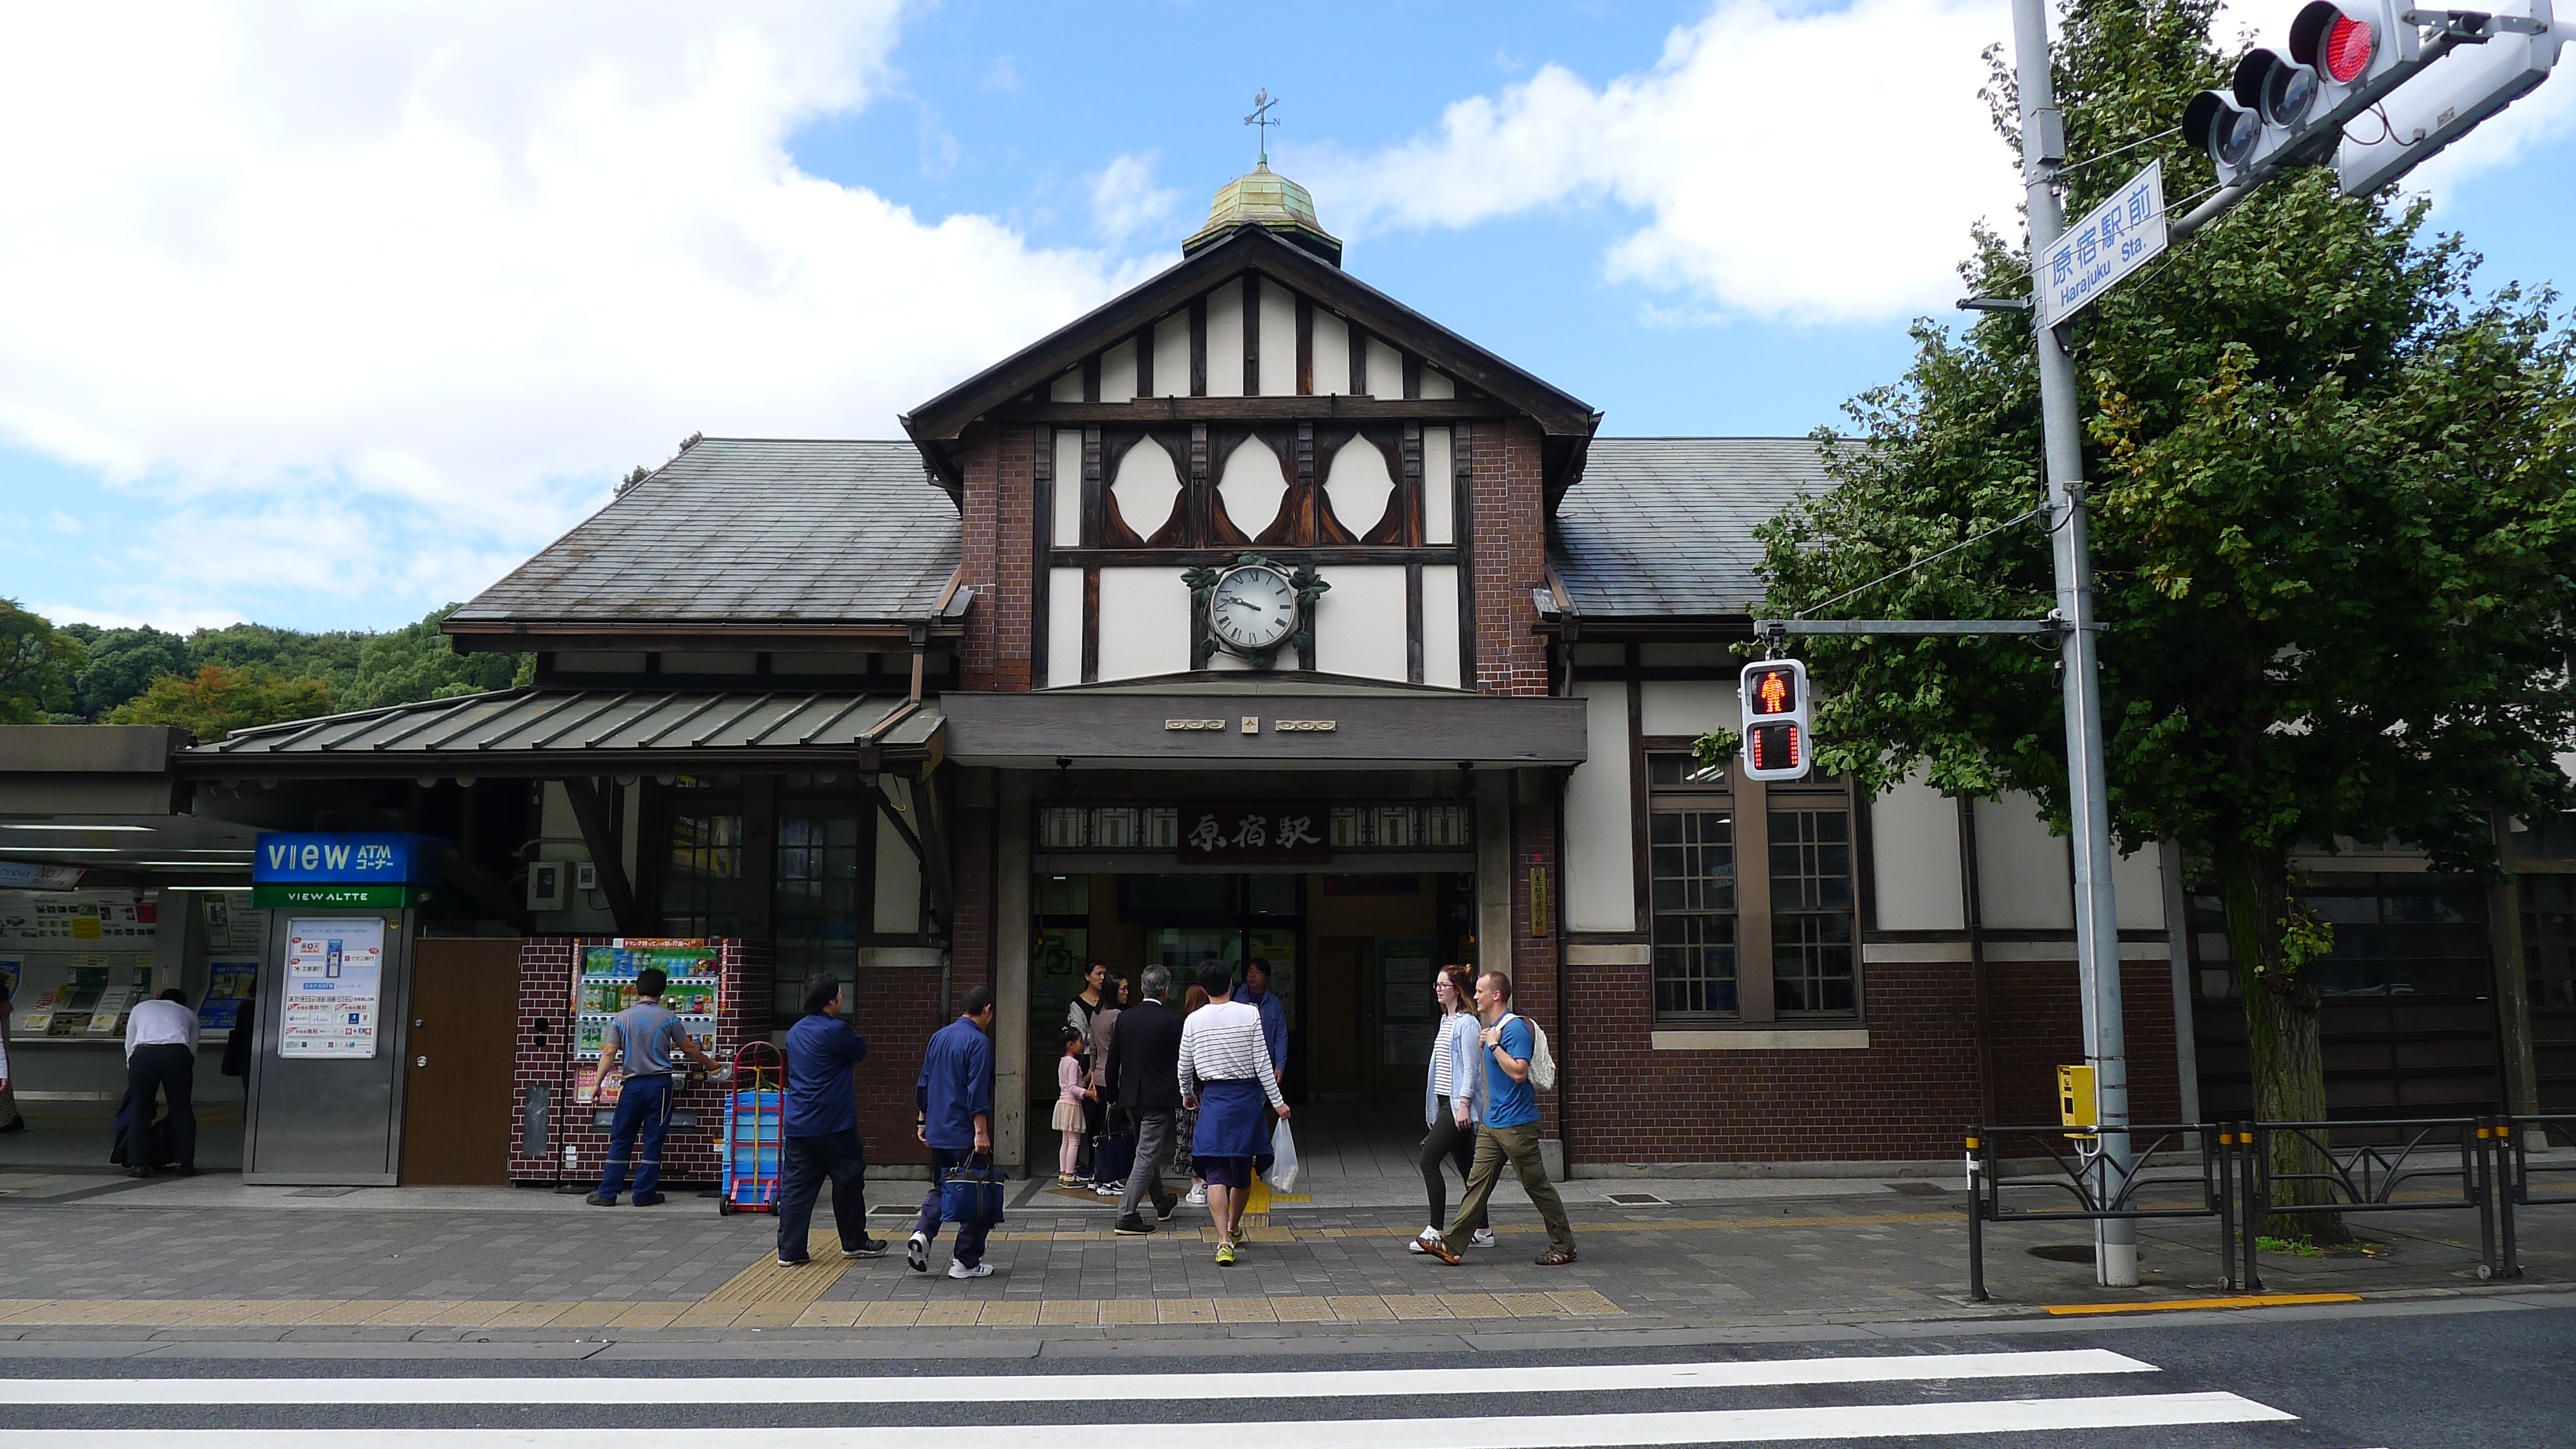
[1639,741,1864,1027]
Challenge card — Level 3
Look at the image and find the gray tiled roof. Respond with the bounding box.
[184,688,940,757]
[1552,437,1837,619]
[451,439,958,624]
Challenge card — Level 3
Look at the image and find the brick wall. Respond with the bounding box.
[1512,787,1564,1139]
[1466,419,1550,697]
[960,423,1034,695]
[961,423,1001,692]
[507,938,773,1188]
[1556,947,2186,1165]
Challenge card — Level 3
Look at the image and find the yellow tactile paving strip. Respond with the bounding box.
[0,1289,1621,1333]
[976,1210,1951,1243]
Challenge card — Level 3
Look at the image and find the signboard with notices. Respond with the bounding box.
[1176,804,1332,863]
[0,893,158,949]
[278,917,384,1059]
[2035,161,2168,328]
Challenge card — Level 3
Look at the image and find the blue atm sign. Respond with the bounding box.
[253,833,442,885]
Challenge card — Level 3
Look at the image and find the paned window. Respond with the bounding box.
[658,777,742,938]
[1648,752,1738,1019]
[1769,806,1855,1013]
[776,812,863,982]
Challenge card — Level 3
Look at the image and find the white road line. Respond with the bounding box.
[0,1349,2155,1405]
[0,1392,2299,1446]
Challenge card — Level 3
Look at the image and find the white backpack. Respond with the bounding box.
[1505,1013,1557,1091]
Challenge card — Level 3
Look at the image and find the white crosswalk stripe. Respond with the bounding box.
[0,1350,2157,1405]
[0,1348,2301,1446]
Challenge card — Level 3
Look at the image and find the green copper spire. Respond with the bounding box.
[1180,91,1343,267]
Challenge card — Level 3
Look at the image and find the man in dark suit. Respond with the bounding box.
[1106,964,1185,1235]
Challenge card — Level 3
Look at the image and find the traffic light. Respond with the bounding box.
[2180,0,2560,197]
[1739,658,1811,782]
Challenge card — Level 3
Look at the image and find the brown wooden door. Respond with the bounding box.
[400,939,522,1185]
[1309,936,1368,1100]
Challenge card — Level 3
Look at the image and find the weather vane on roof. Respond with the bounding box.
[1245,89,1278,168]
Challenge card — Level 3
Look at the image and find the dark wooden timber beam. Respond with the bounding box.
[993,396,1512,425]
[558,776,648,934]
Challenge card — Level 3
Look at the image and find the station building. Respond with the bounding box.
[3,164,2548,1183]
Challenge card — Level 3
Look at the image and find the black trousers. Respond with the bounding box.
[1418,1096,1476,1226]
[126,1043,195,1170]
[775,1128,868,1260]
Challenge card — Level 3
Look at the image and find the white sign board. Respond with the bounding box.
[279,917,384,1059]
[2036,161,2167,328]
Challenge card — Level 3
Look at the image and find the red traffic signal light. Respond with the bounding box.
[2290,0,2377,83]
[1746,663,1801,717]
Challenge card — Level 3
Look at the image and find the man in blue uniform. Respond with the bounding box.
[1239,958,1289,1078]
[774,972,886,1265]
[588,967,717,1207]
[907,986,998,1279]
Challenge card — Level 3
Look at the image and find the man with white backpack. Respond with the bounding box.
[1418,971,1576,1268]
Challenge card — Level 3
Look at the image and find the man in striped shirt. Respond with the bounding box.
[1174,961,1291,1266]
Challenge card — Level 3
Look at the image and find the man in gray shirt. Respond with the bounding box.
[588,967,717,1207]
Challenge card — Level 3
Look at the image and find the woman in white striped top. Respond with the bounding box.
[1176,960,1291,1266]
[1411,963,1494,1254]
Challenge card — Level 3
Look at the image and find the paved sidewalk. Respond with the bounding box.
[3,1154,2568,1343]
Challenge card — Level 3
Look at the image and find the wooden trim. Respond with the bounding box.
[1082,356,1100,404]
[1187,425,1211,551]
[1403,353,1422,401]
[1406,563,1425,685]
[1294,296,1313,397]
[1189,297,1207,397]
[1133,327,1153,399]
[1350,325,1369,398]
[1080,566,1100,686]
[1048,545,1463,565]
[1627,673,1650,935]
[1454,421,1479,687]
[994,396,1515,424]
[560,776,646,934]
[1400,421,1424,547]
[1032,426,1053,687]
[1294,421,1319,549]
[1241,274,1261,397]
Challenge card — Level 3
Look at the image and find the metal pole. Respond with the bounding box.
[2011,0,2136,1287]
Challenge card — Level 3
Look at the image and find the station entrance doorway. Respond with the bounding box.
[1029,869,1476,1109]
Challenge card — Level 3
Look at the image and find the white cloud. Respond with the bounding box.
[1090,153,1182,245]
[47,512,82,535]
[0,3,1135,626]
[1300,0,2023,323]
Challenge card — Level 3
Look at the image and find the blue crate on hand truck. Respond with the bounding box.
[719,1041,784,1215]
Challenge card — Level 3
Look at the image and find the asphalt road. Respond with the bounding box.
[0,1295,2566,1447]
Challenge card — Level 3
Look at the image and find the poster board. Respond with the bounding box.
[1378,939,1437,1066]
[279,917,385,1058]
[198,959,259,1036]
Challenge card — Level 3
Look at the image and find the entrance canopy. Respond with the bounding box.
[175,688,943,779]
[943,685,1585,771]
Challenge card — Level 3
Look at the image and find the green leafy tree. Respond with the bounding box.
[105,664,340,739]
[58,624,193,720]
[340,605,526,710]
[185,622,367,691]
[0,600,86,723]
[1755,0,2576,1240]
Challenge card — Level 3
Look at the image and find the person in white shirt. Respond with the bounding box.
[1174,961,1289,1267]
[123,989,198,1178]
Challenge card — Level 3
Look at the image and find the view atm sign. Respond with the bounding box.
[253,833,441,885]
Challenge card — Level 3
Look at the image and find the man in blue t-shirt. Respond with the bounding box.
[588,967,718,1208]
[774,972,886,1266]
[906,987,998,1279]
[1418,971,1576,1267]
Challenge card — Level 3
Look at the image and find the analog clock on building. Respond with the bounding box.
[1209,564,1299,653]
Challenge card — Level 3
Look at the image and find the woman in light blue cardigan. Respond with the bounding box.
[1410,963,1494,1252]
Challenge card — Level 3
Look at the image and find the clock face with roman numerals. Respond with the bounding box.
[1209,564,1298,653]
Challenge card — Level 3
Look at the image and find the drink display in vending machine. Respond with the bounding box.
[571,939,724,1102]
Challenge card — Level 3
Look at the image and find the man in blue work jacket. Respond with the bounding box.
[906,985,998,1279]
[774,972,886,1266]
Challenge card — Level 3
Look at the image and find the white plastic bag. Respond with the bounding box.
[1266,1117,1300,1193]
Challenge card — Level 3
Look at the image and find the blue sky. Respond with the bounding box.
[1,1,2568,635]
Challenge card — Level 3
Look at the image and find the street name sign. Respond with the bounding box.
[2036,160,2168,327]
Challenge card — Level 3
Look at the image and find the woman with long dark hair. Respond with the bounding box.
[1409,964,1493,1254]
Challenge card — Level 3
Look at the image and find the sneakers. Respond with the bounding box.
[776,1253,811,1267]
[583,1193,617,1207]
[1215,1241,1237,1267]
[947,1260,993,1279]
[1406,1225,1442,1255]
[1471,1228,1498,1248]
[630,1191,665,1207]
[1154,1193,1180,1222]
[906,1233,929,1274]
[1113,1213,1155,1236]
[1184,1184,1208,1206]
[1056,1174,1084,1188]
[1093,1180,1124,1198]
[842,1237,889,1258]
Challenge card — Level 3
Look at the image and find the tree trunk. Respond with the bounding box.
[2214,837,2351,1245]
